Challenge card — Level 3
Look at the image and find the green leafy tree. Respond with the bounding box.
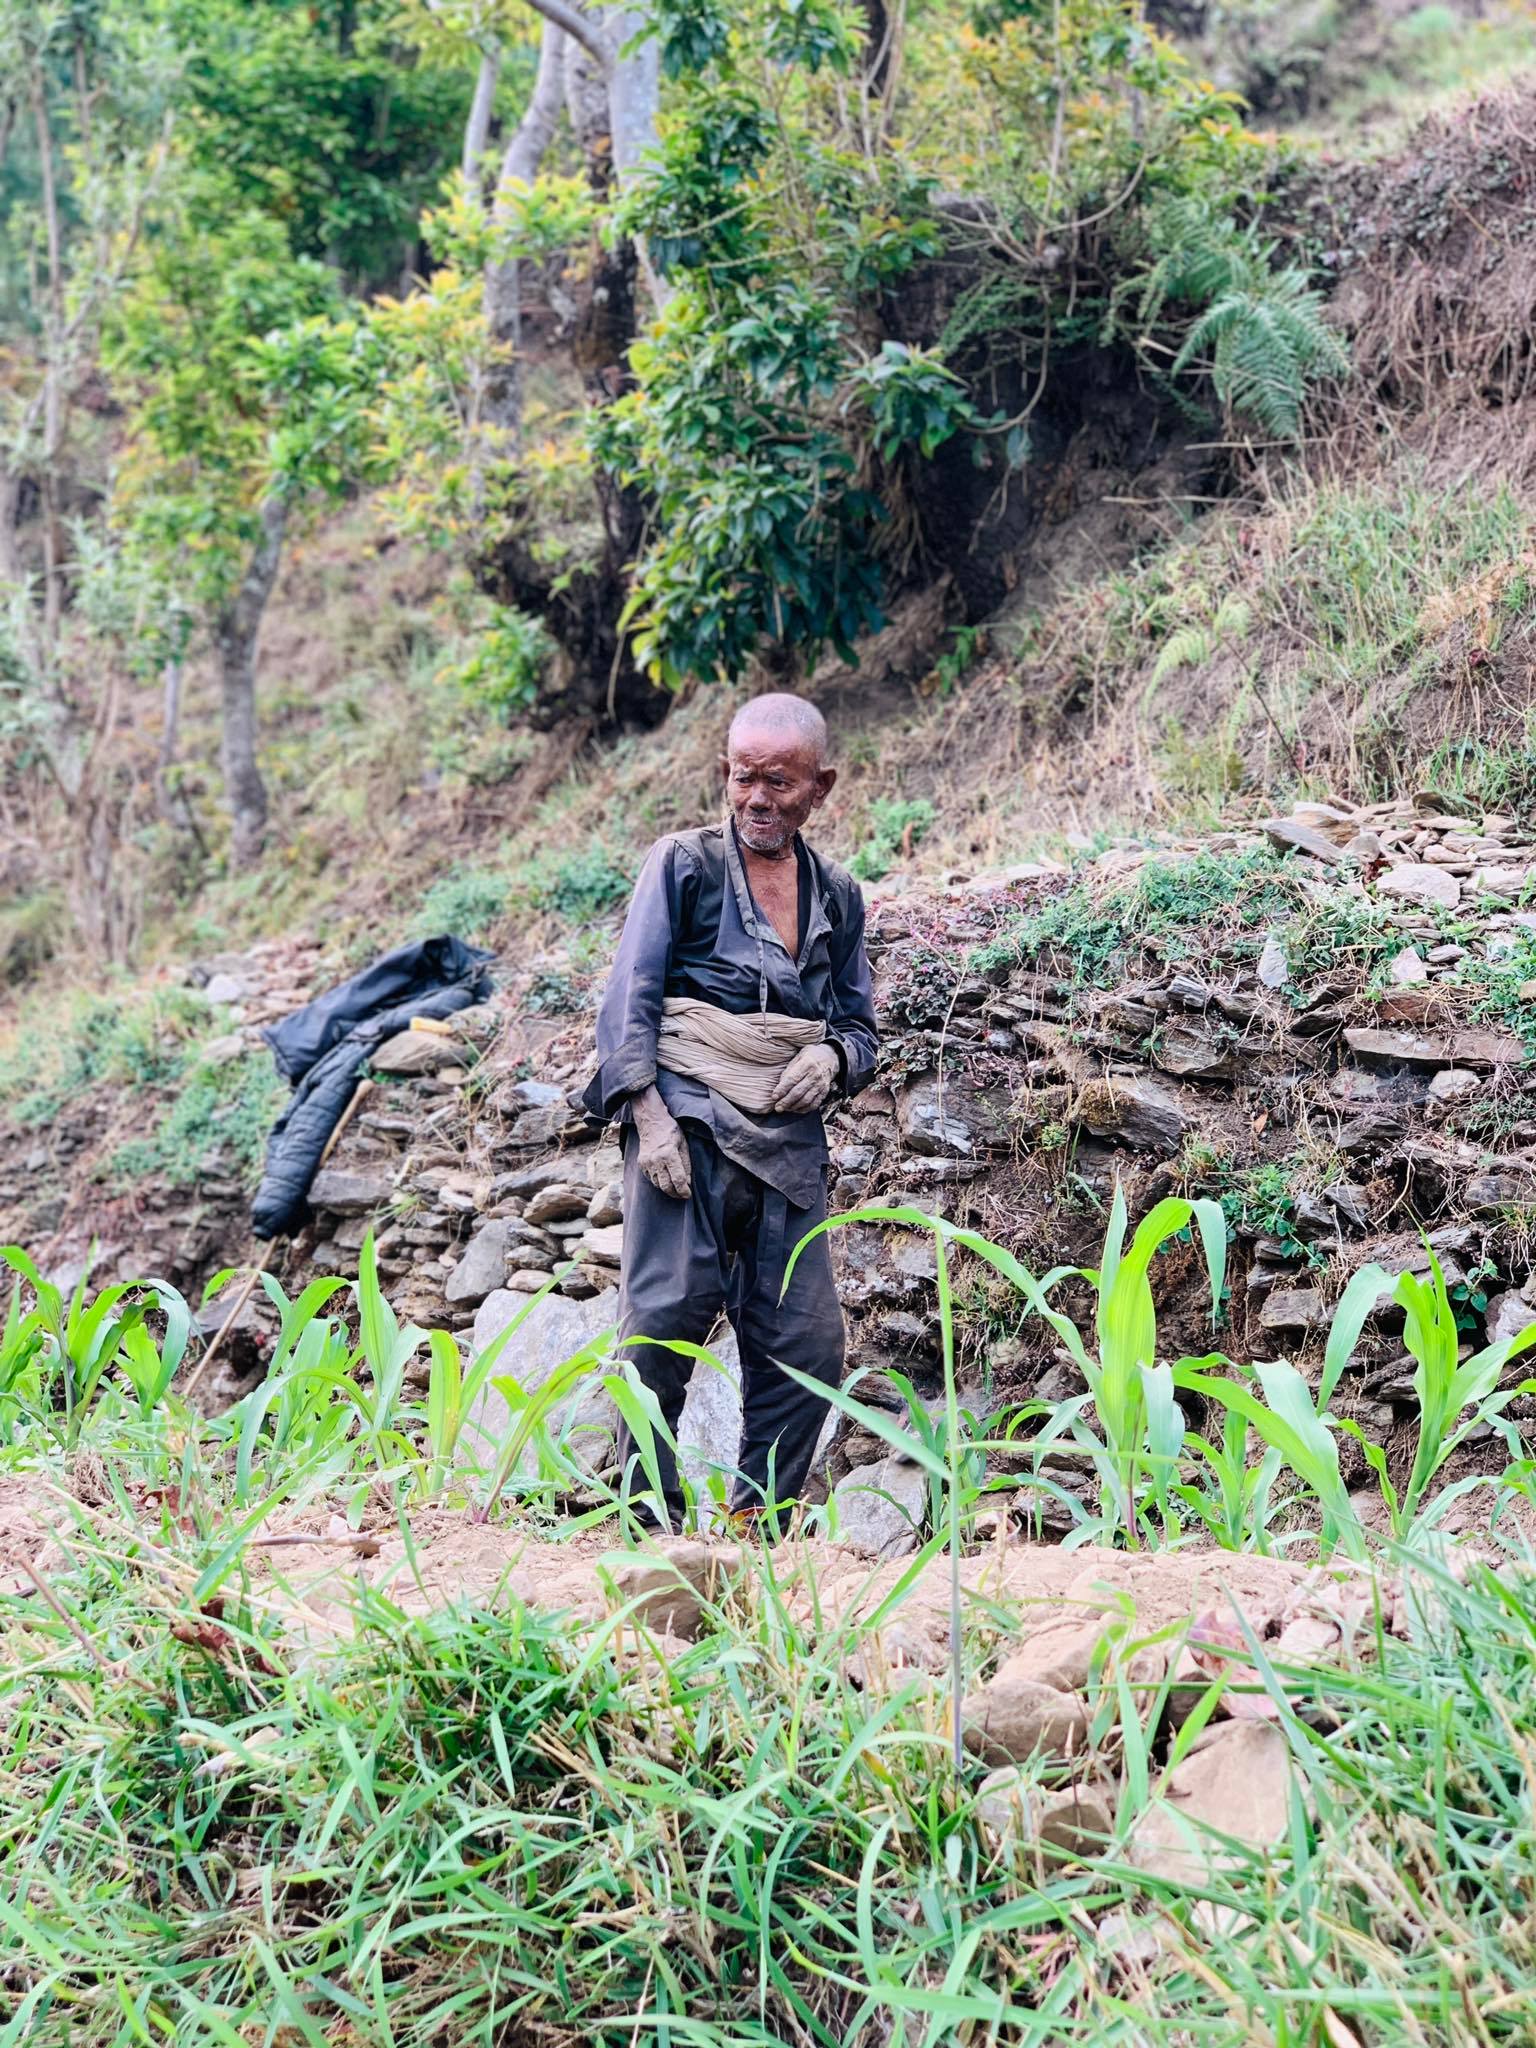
[106,210,383,865]
[0,0,183,952]
[602,0,982,686]
[156,0,486,287]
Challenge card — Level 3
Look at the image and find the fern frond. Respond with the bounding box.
[1151,623,1212,683]
[1131,197,1350,443]
[1213,594,1252,640]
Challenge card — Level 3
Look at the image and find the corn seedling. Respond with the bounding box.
[1369,1250,1536,1539]
[1,1244,196,1448]
[786,1201,975,1771]
[1173,1395,1287,1551]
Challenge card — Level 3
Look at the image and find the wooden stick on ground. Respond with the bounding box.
[181,1243,273,1398]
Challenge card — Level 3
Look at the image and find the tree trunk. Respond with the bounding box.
[72,778,138,965]
[462,45,500,186]
[859,0,895,97]
[564,29,610,182]
[482,21,567,438]
[0,467,23,587]
[604,8,664,306]
[29,57,67,648]
[604,8,659,193]
[213,494,287,869]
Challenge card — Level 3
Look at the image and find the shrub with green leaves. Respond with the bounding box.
[602,0,980,685]
[848,797,935,882]
[521,843,632,924]
[414,863,511,941]
[439,603,553,720]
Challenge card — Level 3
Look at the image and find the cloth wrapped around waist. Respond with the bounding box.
[655,997,827,1115]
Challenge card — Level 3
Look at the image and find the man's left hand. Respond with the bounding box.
[772,1043,841,1114]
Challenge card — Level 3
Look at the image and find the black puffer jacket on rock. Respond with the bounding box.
[250,934,493,1240]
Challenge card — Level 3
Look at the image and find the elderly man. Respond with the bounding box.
[582,691,878,1532]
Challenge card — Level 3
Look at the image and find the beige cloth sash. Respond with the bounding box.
[655,997,826,1114]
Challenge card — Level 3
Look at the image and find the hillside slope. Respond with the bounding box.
[6,86,1536,1448]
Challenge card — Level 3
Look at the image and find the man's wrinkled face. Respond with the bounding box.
[723,725,837,855]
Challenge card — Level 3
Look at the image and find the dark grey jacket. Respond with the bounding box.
[582,822,878,1207]
[251,934,492,1239]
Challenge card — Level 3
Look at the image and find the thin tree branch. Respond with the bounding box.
[521,0,606,67]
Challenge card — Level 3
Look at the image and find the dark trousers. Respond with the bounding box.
[615,1125,844,1527]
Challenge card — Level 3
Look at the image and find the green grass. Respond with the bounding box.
[0,986,220,1129]
[0,984,283,1197]
[1426,716,1536,819]
[521,842,632,924]
[7,1209,1536,2043]
[10,1548,1536,2044]
[7,1369,1536,2042]
[413,862,512,942]
[848,797,936,883]
[1015,471,1532,814]
[104,1049,286,1189]
[1315,0,1536,133]
[0,886,62,984]
[414,844,632,944]
[1269,478,1527,683]
[1116,476,1529,693]
[967,846,1400,990]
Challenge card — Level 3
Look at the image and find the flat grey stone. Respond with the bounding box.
[526,1181,596,1225]
[371,1029,465,1075]
[1262,817,1343,862]
[1073,1074,1189,1154]
[676,1333,742,1493]
[1387,946,1428,987]
[832,1452,927,1558]
[1345,1027,1522,1069]
[445,1220,511,1307]
[1427,1068,1479,1103]
[464,1287,622,1473]
[580,1224,624,1267]
[1257,933,1289,988]
[308,1168,394,1215]
[510,1079,567,1107]
[203,971,256,1004]
[491,1160,581,1200]
[1259,1286,1330,1331]
[1486,1292,1536,1347]
[1378,864,1460,911]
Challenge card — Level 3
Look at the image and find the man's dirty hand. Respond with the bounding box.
[632,1087,693,1200]
[772,1043,841,1115]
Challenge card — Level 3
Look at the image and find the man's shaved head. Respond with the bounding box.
[728,692,828,767]
[722,692,837,855]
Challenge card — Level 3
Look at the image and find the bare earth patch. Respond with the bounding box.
[0,1471,73,1595]
[252,1510,1344,1664]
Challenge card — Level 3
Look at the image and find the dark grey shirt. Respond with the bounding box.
[582,820,879,1207]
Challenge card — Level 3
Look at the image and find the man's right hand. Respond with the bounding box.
[631,1086,692,1201]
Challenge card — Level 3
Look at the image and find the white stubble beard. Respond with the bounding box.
[737,815,795,856]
